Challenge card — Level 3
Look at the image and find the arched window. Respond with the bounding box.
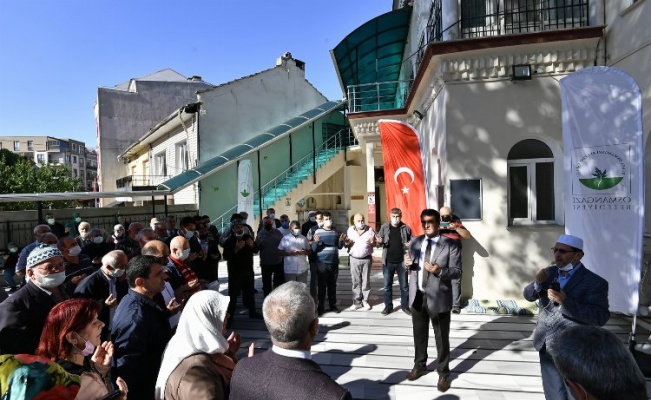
[507,139,555,224]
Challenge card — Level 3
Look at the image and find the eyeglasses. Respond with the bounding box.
[551,247,577,254]
[37,262,65,273]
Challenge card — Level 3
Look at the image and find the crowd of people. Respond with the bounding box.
[0,207,647,399]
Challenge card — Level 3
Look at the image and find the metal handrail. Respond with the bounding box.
[211,129,356,227]
[347,0,590,114]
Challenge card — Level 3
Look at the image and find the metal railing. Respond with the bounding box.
[116,174,172,189]
[347,81,413,113]
[211,129,357,227]
[347,0,589,114]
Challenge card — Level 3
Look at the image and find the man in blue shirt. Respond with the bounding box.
[311,211,345,315]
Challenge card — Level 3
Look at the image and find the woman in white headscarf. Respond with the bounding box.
[155,290,241,400]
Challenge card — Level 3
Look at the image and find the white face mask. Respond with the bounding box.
[35,270,66,289]
[92,237,103,244]
[323,220,333,229]
[268,213,275,219]
[317,220,324,228]
[108,268,125,278]
[47,218,55,225]
[80,231,89,239]
[390,217,401,226]
[9,247,17,253]
[150,224,157,230]
[241,219,247,225]
[75,217,82,223]
[178,248,191,261]
[558,259,576,272]
[292,229,301,236]
[68,245,82,256]
[184,230,195,240]
[309,217,316,222]
[114,231,124,238]
[355,221,365,230]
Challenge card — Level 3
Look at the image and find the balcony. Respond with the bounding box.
[342,0,590,114]
[116,175,171,190]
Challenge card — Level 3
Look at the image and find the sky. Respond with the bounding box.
[0,0,390,148]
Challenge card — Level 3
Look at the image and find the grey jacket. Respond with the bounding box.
[407,234,461,314]
[523,264,609,353]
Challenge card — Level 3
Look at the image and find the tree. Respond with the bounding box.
[0,152,83,211]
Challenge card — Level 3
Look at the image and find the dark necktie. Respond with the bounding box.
[422,239,432,288]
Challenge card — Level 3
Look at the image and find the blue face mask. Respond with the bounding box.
[281,221,289,229]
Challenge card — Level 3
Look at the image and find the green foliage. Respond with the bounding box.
[0,155,83,211]
[592,167,607,179]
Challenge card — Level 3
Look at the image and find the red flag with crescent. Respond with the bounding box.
[378,120,427,236]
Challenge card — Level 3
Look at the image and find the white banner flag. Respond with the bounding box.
[561,67,644,314]
[237,160,254,220]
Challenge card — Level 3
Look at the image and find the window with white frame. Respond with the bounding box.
[27,141,33,150]
[176,142,188,172]
[37,154,45,164]
[154,153,166,177]
[507,139,555,224]
[13,141,19,151]
[65,155,71,163]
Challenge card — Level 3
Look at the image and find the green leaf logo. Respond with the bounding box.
[579,166,623,190]
[240,189,250,197]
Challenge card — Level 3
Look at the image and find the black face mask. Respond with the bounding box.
[441,215,452,222]
[264,224,273,231]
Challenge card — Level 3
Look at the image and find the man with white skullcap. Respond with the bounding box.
[0,244,68,354]
[523,234,610,400]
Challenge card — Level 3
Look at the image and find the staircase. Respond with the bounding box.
[254,129,354,215]
[212,129,356,228]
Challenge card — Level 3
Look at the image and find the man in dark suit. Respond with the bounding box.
[230,281,351,400]
[523,234,609,400]
[404,209,461,393]
[74,250,129,340]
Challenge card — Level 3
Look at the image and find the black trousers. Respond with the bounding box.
[411,290,451,377]
[227,262,255,315]
[316,262,338,311]
[261,262,285,296]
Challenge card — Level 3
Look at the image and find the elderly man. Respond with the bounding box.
[0,244,68,354]
[376,207,412,316]
[167,236,203,302]
[551,325,647,400]
[523,234,609,400]
[405,209,461,392]
[111,255,173,400]
[15,224,52,276]
[75,250,129,340]
[438,206,472,313]
[230,281,352,400]
[256,216,285,296]
[345,213,376,311]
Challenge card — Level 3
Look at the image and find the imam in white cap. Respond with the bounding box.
[556,234,583,251]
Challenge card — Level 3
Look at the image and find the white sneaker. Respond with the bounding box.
[362,301,371,310]
[348,303,362,311]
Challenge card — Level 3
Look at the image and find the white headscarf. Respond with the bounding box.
[154,290,230,399]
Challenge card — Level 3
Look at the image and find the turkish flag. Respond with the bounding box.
[379,120,427,236]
